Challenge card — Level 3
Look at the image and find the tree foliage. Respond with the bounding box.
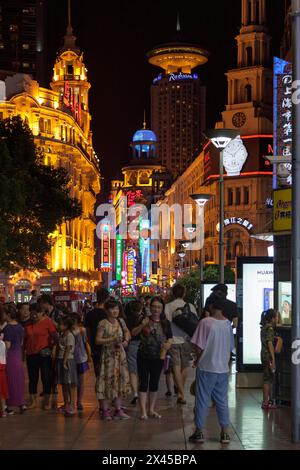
[0,116,82,271]
[177,265,235,307]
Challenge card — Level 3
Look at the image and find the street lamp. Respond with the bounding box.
[189,193,212,283]
[291,0,300,444]
[204,129,240,283]
[182,224,197,272]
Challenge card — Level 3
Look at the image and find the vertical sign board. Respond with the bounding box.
[100,224,112,272]
[127,248,137,286]
[237,257,274,372]
[116,235,123,281]
[273,57,293,188]
[139,219,150,283]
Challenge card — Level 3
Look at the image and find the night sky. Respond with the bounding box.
[46,0,286,188]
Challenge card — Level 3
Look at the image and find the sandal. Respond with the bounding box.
[149,411,162,419]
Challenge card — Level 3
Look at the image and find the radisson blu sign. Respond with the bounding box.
[153,72,198,84]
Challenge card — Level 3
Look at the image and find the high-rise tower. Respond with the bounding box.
[147,18,208,178]
[0,0,47,85]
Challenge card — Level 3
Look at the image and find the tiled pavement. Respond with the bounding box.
[1,364,300,450]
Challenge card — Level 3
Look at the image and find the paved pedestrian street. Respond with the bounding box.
[1,365,300,451]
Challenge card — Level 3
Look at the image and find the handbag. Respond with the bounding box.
[173,303,199,337]
[39,347,52,357]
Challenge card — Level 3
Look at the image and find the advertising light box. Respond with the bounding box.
[202,284,236,307]
[238,258,274,368]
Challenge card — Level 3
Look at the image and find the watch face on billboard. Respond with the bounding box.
[243,263,274,365]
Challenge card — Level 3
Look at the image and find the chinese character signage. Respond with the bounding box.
[116,235,123,281]
[100,224,112,272]
[216,218,253,232]
[273,57,293,187]
[273,188,292,232]
[126,248,137,286]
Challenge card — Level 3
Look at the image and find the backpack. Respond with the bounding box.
[139,329,162,360]
[172,303,199,337]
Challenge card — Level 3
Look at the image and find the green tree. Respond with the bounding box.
[0,116,82,271]
[176,265,235,307]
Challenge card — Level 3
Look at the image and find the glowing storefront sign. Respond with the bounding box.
[100,224,112,272]
[116,235,123,281]
[126,248,137,286]
[273,188,292,232]
[273,57,293,188]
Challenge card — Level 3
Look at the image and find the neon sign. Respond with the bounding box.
[216,218,253,232]
[116,235,123,281]
[126,248,137,286]
[139,220,150,284]
[169,72,198,82]
[100,224,112,272]
[273,57,292,188]
[153,72,198,85]
[126,190,143,207]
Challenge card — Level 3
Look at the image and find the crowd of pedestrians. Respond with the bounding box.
[0,283,281,445]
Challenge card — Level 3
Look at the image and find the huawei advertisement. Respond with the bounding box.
[242,262,274,365]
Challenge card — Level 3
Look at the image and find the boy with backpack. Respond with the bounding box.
[165,284,199,405]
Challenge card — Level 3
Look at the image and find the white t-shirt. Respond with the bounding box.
[57,331,75,360]
[165,298,197,345]
[191,317,234,374]
[0,339,6,365]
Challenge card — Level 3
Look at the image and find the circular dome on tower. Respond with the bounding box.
[132,129,157,143]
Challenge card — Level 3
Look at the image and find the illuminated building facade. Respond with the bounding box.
[0,12,101,301]
[157,0,273,284]
[0,0,47,85]
[109,123,170,293]
[147,21,208,178]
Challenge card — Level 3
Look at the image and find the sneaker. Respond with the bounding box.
[0,411,7,418]
[5,408,14,416]
[189,430,205,443]
[130,396,138,405]
[268,400,277,409]
[64,407,75,417]
[77,403,84,411]
[113,409,130,420]
[102,410,112,421]
[220,432,231,444]
[261,401,270,410]
[177,397,187,405]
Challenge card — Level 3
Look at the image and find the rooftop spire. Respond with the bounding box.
[60,0,80,54]
[143,110,147,130]
[176,12,181,32]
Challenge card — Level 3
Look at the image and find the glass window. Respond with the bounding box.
[244,187,249,204]
[278,282,292,326]
[236,187,241,205]
[228,188,233,206]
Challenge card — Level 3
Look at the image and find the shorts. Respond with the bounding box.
[262,362,274,384]
[126,340,139,374]
[169,342,193,369]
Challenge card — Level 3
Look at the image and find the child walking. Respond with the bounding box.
[260,309,277,410]
[72,313,91,411]
[55,316,78,416]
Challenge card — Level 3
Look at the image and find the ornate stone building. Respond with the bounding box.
[0,14,101,301]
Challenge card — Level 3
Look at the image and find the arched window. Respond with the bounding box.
[246,47,253,66]
[245,84,252,102]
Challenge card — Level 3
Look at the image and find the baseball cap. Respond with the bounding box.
[211,283,228,294]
